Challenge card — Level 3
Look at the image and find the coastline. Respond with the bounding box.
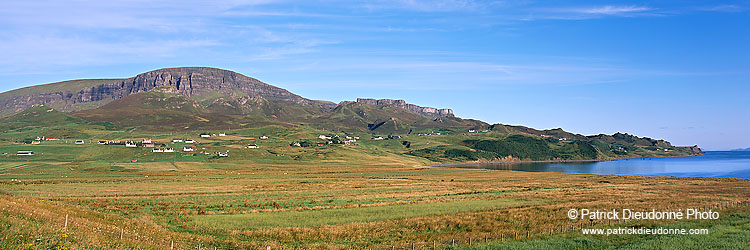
[426,154,703,167]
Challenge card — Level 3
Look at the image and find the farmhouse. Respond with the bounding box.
[183,146,194,152]
[17,151,34,156]
[246,144,259,149]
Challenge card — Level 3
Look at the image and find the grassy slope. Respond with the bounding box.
[193,198,531,230]
[448,210,749,250]
[0,157,747,249]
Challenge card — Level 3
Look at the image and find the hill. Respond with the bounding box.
[0,67,334,115]
[0,67,703,163]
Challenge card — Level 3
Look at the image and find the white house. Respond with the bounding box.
[152,148,164,153]
[17,151,34,156]
[218,133,226,137]
[259,136,268,139]
[218,152,229,157]
[164,148,175,153]
[125,141,138,147]
[319,135,332,140]
[185,139,196,144]
[373,137,384,140]
[98,140,109,145]
[247,144,259,149]
[74,140,85,144]
[172,138,183,143]
[183,146,194,152]
[143,144,155,148]
[200,134,211,138]
[142,139,152,144]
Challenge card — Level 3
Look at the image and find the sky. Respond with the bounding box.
[0,0,748,150]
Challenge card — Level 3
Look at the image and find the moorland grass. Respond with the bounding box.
[192,198,531,230]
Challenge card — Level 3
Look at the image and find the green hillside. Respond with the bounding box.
[0,67,702,164]
[310,101,486,134]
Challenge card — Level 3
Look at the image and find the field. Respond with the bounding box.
[0,126,748,249]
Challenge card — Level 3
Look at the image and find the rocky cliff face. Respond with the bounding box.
[0,67,334,114]
[355,98,454,118]
[687,145,703,155]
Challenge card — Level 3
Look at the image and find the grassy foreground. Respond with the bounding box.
[0,125,746,249]
[0,153,748,249]
[448,208,750,250]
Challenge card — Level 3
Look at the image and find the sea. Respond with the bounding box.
[441,151,750,179]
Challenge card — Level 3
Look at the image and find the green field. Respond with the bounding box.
[194,198,532,230]
[0,105,742,249]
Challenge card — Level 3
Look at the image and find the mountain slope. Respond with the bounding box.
[0,67,703,162]
[70,87,289,130]
[309,101,486,134]
[0,67,334,114]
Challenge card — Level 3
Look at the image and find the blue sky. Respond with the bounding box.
[0,0,748,150]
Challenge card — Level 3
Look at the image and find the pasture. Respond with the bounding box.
[0,128,748,249]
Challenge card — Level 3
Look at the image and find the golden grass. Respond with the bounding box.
[0,159,748,249]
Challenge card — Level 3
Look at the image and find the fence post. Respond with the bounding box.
[171,240,174,250]
[120,228,124,240]
[64,214,68,230]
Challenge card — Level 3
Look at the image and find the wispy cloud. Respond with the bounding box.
[697,4,744,12]
[362,0,480,12]
[576,5,653,15]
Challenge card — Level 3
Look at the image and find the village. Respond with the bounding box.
[10,131,404,159]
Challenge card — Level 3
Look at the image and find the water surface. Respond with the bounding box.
[444,151,750,179]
